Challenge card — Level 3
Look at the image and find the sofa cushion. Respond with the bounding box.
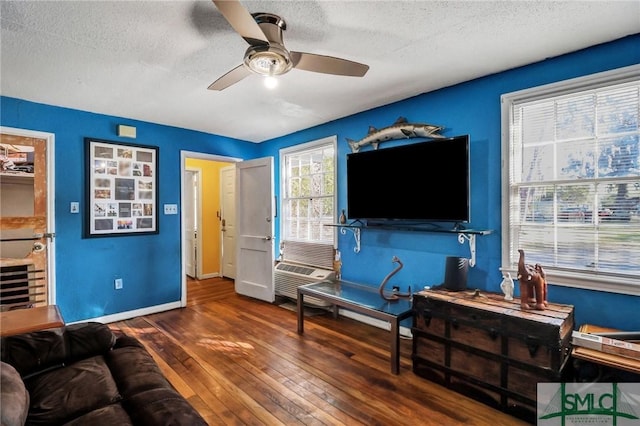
[63,404,134,426]
[1,322,116,378]
[1,361,29,426]
[106,337,207,425]
[106,343,174,396]
[24,355,121,425]
[125,388,208,426]
[1,328,66,377]
[64,322,117,362]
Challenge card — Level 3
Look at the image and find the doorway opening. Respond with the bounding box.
[180,151,239,306]
[0,127,56,310]
[184,169,199,279]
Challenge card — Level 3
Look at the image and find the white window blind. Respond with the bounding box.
[280,136,336,245]
[501,66,640,294]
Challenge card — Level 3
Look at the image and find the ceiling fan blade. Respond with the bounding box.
[290,52,369,77]
[212,0,268,46]
[208,64,252,91]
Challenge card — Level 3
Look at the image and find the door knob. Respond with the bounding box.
[33,242,45,252]
[263,236,272,241]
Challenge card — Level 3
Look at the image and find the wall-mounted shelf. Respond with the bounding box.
[0,172,34,184]
[324,223,492,266]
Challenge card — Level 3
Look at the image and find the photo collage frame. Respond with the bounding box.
[84,138,159,237]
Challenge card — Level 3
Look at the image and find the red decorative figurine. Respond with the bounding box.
[517,249,548,310]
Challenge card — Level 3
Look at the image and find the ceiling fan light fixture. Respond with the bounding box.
[244,45,292,76]
[263,76,278,89]
[208,2,370,91]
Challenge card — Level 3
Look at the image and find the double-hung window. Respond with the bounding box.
[280,136,337,245]
[501,66,640,295]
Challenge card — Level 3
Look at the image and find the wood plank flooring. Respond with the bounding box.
[110,277,530,425]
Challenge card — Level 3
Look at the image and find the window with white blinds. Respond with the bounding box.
[501,66,640,295]
[280,136,337,245]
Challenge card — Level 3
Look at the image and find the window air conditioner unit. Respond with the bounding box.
[274,262,334,307]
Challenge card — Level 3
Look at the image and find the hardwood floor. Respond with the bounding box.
[110,277,530,425]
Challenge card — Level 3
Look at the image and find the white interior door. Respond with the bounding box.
[235,157,274,302]
[220,165,236,279]
[184,169,198,278]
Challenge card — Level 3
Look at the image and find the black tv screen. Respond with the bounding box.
[346,135,470,223]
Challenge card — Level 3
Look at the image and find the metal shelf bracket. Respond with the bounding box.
[457,233,477,267]
[341,226,361,253]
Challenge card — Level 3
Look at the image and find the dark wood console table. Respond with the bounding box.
[297,279,413,374]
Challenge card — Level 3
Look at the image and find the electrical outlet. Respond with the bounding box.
[114,278,123,290]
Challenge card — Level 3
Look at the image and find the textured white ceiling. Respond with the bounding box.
[1,1,639,142]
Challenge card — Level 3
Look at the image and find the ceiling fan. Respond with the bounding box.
[208,0,370,91]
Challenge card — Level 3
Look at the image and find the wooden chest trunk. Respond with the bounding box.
[412,289,574,423]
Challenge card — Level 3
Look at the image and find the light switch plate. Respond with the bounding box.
[164,204,178,215]
[70,202,79,213]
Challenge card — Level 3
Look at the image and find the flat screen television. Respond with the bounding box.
[346,135,470,223]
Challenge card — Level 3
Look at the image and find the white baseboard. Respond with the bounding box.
[67,302,182,325]
[338,309,413,339]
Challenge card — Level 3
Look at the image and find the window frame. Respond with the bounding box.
[500,64,640,296]
[279,135,337,247]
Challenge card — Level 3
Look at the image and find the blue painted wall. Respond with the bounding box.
[1,34,638,329]
[260,34,640,330]
[0,100,259,322]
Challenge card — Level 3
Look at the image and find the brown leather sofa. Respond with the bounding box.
[1,322,207,426]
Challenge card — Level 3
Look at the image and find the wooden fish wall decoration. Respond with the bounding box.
[347,116,445,153]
